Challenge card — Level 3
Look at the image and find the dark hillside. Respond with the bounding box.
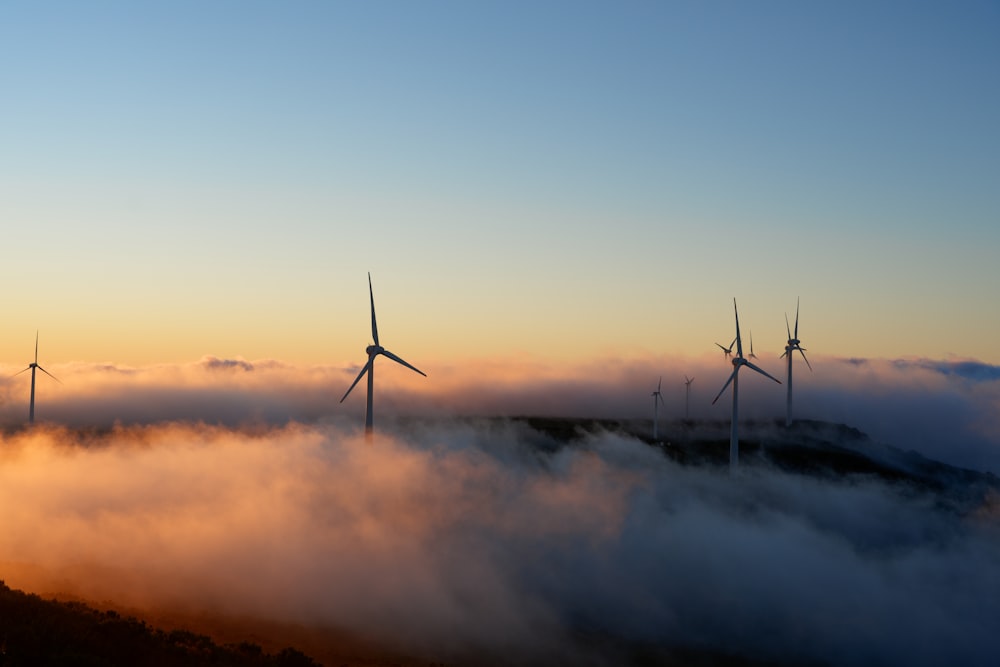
[0,580,319,667]
[505,416,1000,512]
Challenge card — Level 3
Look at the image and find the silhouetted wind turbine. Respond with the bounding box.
[716,337,736,361]
[780,297,812,427]
[712,300,781,471]
[748,330,758,359]
[340,273,426,439]
[684,375,694,419]
[651,376,665,441]
[13,332,61,424]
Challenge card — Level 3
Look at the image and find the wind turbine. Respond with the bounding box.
[748,330,758,359]
[340,273,426,438]
[716,337,736,361]
[684,375,694,420]
[712,300,781,471]
[651,376,665,441]
[781,297,812,427]
[13,332,61,424]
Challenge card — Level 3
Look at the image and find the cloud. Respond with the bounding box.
[199,355,256,372]
[796,357,1000,472]
[900,358,1000,383]
[1,421,998,665]
[1,351,999,472]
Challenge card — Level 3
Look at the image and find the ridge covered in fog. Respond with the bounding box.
[6,416,996,665]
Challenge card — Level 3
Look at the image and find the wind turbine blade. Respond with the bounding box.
[798,347,813,371]
[733,299,743,358]
[37,366,62,384]
[12,366,31,378]
[381,349,427,377]
[340,357,374,402]
[658,393,666,407]
[657,376,662,392]
[794,297,800,339]
[368,273,380,347]
[745,360,782,384]
[780,350,788,359]
[785,313,791,340]
[712,368,739,405]
[715,342,729,353]
[35,331,39,364]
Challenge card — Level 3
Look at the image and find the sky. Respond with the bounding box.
[1,1,998,369]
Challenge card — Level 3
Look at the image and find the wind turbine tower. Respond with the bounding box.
[340,273,426,439]
[684,375,694,420]
[14,332,61,424]
[781,298,812,427]
[712,300,781,471]
[651,377,665,441]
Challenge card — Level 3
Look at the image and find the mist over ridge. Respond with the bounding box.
[1,416,998,666]
[3,351,998,472]
[1,350,998,664]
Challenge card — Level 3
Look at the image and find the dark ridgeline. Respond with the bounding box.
[0,580,319,667]
[495,415,998,505]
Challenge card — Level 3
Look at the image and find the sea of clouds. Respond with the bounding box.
[1,415,998,665]
[2,352,998,470]
[1,353,998,663]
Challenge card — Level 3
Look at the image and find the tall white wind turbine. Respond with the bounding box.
[781,297,812,427]
[340,273,426,438]
[712,300,781,471]
[13,332,61,424]
[651,376,665,440]
[684,375,694,420]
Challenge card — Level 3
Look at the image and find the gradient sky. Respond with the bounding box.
[1,1,997,368]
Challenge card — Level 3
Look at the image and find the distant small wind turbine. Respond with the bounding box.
[780,297,812,427]
[340,273,426,439]
[712,300,781,471]
[651,376,665,440]
[13,331,61,424]
[716,337,736,361]
[748,330,758,359]
[684,375,694,420]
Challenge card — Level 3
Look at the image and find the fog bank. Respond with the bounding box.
[2,420,998,664]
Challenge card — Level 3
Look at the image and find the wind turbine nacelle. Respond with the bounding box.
[366,345,381,355]
[788,339,799,346]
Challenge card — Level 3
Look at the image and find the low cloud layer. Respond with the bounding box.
[1,421,998,665]
[2,353,998,473]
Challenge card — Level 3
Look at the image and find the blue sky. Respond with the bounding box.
[1,1,997,365]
